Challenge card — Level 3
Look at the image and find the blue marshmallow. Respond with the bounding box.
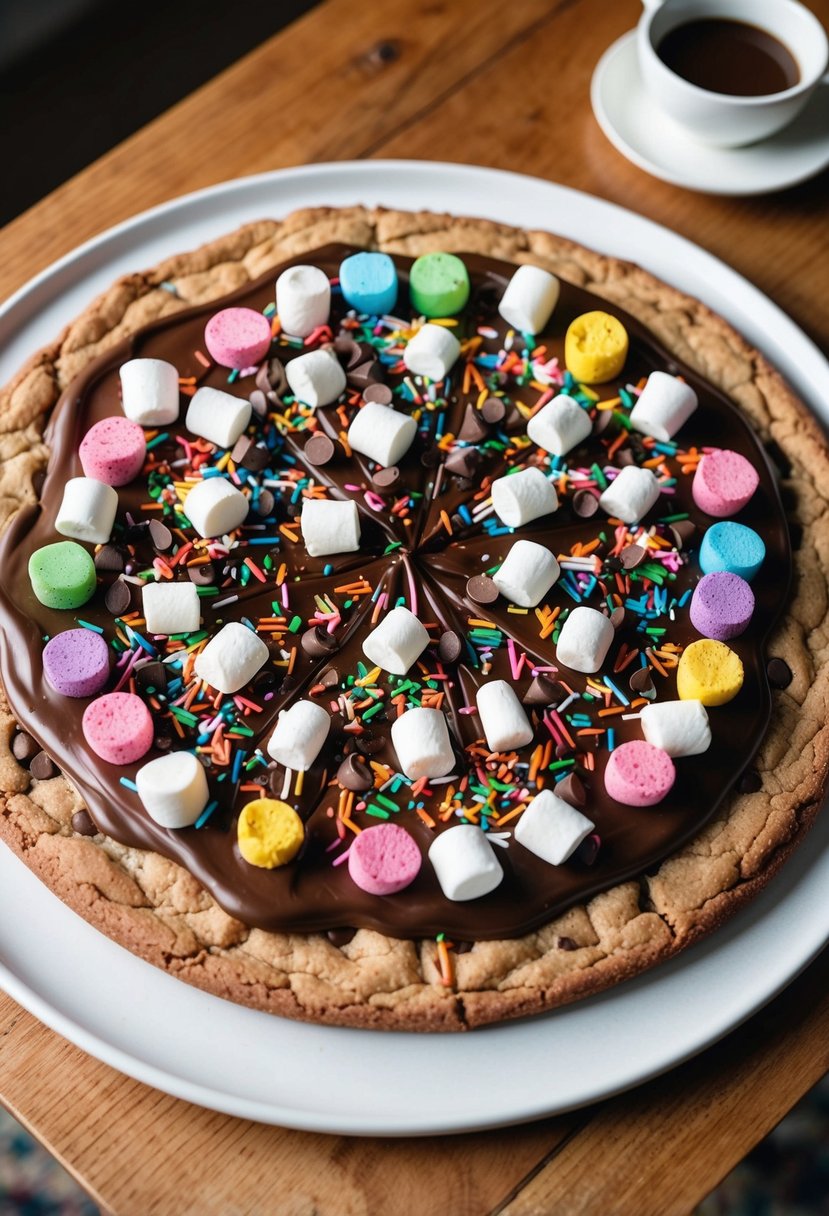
[339,252,398,317]
[699,521,765,582]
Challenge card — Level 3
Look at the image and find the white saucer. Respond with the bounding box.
[591,31,829,195]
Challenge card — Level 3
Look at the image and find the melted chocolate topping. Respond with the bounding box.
[0,246,791,939]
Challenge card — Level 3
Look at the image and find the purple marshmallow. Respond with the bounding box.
[690,572,755,642]
[42,628,110,698]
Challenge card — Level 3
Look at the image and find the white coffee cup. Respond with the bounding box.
[637,0,829,146]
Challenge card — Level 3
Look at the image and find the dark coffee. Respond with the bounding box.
[657,18,800,96]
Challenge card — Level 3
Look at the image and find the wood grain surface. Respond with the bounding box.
[0,0,827,1212]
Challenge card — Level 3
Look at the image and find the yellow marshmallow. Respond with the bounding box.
[677,639,744,706]
[237,798,304,869]
[565,311,629,384]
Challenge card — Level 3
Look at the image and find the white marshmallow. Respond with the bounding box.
[640,699,711,757]
[142,581,200,636]
[556,605,615,674]
[498,264,560,335]
[300,498,361,557]
[275,264,331,337]
[183,477,249,538]
[194,621,268,693]
[185,386,251,450]
[598,465,660,524]
[491,466,558,528]
[403,323,461,381]
[514,789,595,866]
[391,707,455,780]
[476,680,533,752]
[493,539,560,608]
[362,606,430,676]
[347,402,417,468]
[119,358,180,426]
[428,824,503,901]
[136,752,209,829]
[630,371,698,442]
[267,700,330,771]
[55,477,118,545]
[285,347,346,408]
[526,394,592,456]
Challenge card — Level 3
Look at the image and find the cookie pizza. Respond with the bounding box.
[0,206,826,1031]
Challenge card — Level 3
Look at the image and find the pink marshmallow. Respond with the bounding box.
[204,307,272,370]
[82,692,153,765]
[604,740,675,807]
[79,416,146,486]
[43,628,110,698]
[347,823,422,895]
[692,449,759,518]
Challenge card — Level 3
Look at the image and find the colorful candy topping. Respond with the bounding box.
[6,244,790,944]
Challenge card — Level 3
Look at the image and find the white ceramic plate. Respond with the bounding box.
[0,162,827,1136]
[591,31,829,196]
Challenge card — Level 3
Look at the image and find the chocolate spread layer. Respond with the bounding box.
[0,245,791,939]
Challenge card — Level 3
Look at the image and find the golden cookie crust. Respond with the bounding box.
[1,205,827,1031]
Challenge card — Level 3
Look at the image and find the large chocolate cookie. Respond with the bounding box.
[0,207,826,1030]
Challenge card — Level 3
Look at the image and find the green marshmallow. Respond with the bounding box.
[29,541,97,610]
[409,253,470,318]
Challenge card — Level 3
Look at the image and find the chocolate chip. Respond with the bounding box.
[616,448,635,467]
[504,405,526,434]
[555,773,587,808]
[629,667,655,695]
[334,335,360,364]
[149,518,173,552]
[669,520,696,550]
[252,670,280,694]
[577,833,601,865]
[268,769,287,797]
[466,574,499,605]
[620,544,646,570]
[301,626,339,658]
[317,666,340,689]
[522,675,565,706]
[94,543,126,573]
[337,753,374,792]
[254,489,275,517]
[767,658,793,689]
[249,388,269,417]
[304,433,336,466]
[557,936,578,952]
[240,443,270,472]
[453,940,473,955]
[363,383,393,406]
[355,730,385,756]
[372,466,400,490]
[573,489,600,518]
[12,731,39,763]
[609,607,625,630]
[231,435,254,465]
[481,397,506,425]
[438,630,463,664]
[71,809,98,837]
[444,447,481,479]
[327,927,356,947]
[136,660,168,695]
[105,579,132,616]
[457,404,489,443]
[187,560,215,585]
[347,360,382,389]
[738,769,763,794]
[257,357,287,397]
[30,751,57,780]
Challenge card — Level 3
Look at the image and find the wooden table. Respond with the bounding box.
[1,1,827,1211]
